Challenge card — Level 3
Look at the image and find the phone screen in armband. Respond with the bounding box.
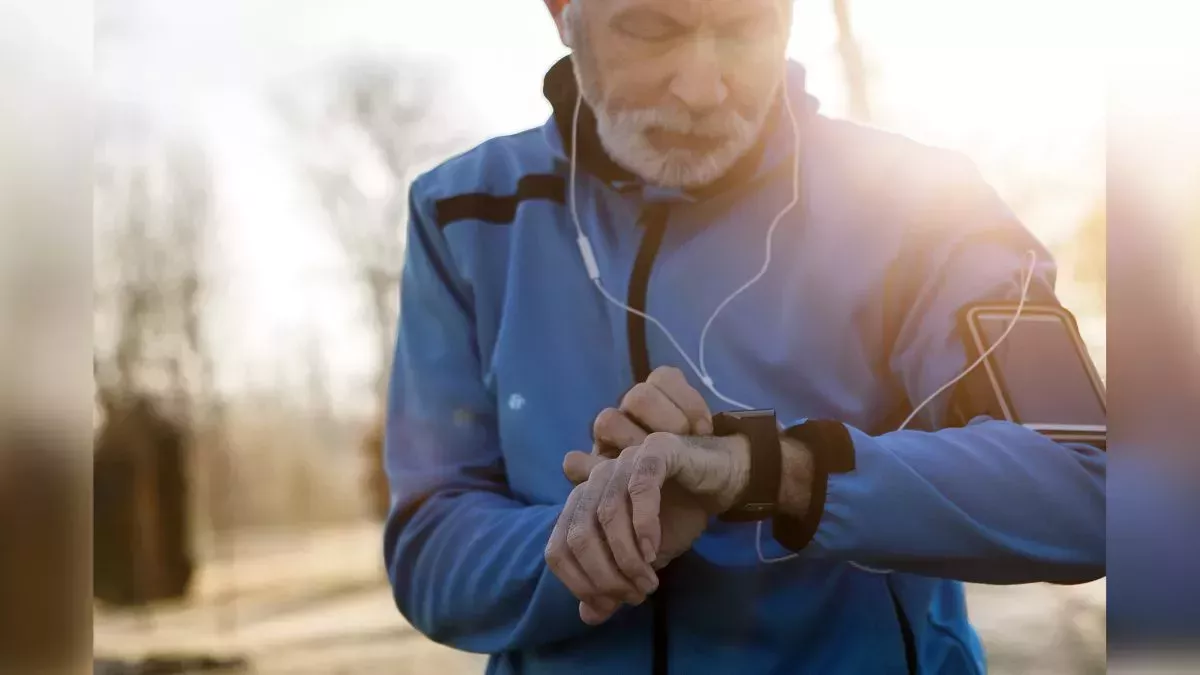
[952,303,1106,448]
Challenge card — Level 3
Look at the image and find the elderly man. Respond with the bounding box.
[382,0,1106,673]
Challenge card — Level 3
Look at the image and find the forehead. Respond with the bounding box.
[600,0,781,21]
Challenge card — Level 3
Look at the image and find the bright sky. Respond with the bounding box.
[97,0,1116,412]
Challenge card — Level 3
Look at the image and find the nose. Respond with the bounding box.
[667,35,729,117]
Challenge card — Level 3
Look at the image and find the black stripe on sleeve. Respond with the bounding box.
[434,174,565,228]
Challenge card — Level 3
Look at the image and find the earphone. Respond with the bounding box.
[565,19,1040,572]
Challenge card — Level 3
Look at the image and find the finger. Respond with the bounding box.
[628,435,679,563]
[592,441,621,460]
[597,451,658,595]
[567,464,645,606]
[563,451,605,484]
[592,407,648,453]
[580,599,620,626]
[620,383,689,435]
[545,486,602,603]
[647,366,713,435]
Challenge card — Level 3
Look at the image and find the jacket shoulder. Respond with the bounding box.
[810,115,981,196]
[411,125,559,206]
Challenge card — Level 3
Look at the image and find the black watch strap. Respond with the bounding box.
[714,410,782,522]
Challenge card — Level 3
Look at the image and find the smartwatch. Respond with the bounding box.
[713,409,782,523]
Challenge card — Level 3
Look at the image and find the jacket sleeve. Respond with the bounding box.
[382,179,591,652]
[786,155,1106,584]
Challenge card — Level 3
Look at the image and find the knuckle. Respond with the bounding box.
[596,497,617,527]
[566,525,593,556]
[544,544,562,568]
[644,431,674,450]
[622,384,654,411]
[612,546,640,572]
[597,483,624,525]
[627,477,651,497]
[568,483,588,502]
[648,366,684,387]
[634,454,665,481]
[631,514,653,533]
[592,570,625,592]
[589,460,614,482]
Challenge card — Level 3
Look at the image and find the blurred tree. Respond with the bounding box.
[93,134,216,419]
[91,125,218,620]
[277,57,454,406]
[833,0,872,123]
[93,123,232,563]
[276,57,457,520]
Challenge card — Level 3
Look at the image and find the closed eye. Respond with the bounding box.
[612,10,688,42]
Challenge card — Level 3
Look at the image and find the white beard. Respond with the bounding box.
[593,106,762,189]
[570,37,770,189]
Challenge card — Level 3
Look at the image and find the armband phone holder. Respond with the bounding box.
[950,302,1107,449]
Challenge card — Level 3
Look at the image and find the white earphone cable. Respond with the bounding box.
[569,94,714,397]
[567,42,1040,572]
[754,248,1040,568]
[696,77,803,386]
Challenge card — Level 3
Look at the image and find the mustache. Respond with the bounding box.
[606,106,757,139]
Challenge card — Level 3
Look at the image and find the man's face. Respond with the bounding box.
[566,0,791,189]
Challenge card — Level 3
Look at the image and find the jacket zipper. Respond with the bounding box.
[625,203,916,675]
[625,203,670,675]
[888,580,919,674]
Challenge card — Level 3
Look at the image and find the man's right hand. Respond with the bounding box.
[589,366,713,460]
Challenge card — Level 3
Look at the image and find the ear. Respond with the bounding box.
[557,2,575,48]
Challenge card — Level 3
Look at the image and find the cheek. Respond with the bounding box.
[595,55,673,111]
[727,58,786,114]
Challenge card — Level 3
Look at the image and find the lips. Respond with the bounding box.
[644,127,725,154]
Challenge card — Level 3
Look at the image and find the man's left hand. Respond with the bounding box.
[546,432,753,624]
[603,432,752,559]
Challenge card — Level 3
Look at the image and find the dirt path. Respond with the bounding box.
[94,522,1104,674]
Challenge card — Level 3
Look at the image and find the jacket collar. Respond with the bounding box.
[540,55,819,201]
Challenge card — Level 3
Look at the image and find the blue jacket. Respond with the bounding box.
[383,57,1106,675]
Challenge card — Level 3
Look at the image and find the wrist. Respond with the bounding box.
[771,419,856,552]
[777,436,813,518]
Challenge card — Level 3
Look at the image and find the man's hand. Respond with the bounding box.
[546,367,713,625]
[544,453,656,625]
[591,366,713,459]
[548,448,716,625]
[547,433,751,626]
[608,432,816,557]
[578,367,716,574]
[604,433,752,557]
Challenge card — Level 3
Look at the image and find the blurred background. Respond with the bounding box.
[86,0,1116,673]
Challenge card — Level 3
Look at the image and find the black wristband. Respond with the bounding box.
[713,410,782,523]
[772,419,856,550]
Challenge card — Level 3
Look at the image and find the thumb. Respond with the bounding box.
[563,450,604,484]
